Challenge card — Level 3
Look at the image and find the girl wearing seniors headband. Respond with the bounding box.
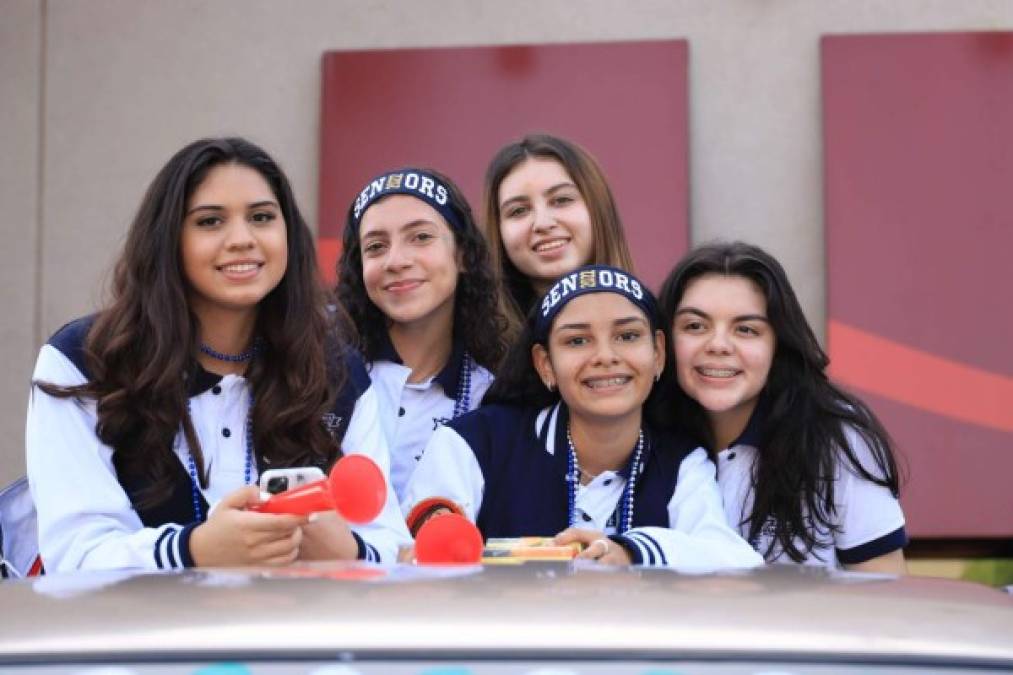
[482,134,636,333]
[403,265,762,568]
[27,138,409,572]
[336,168,509,504]
[658,242,906,572]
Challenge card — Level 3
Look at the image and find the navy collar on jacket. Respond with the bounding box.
[186,366,224,397]
[728,394,769,449]
[538,401,653,481]
[375,331,468,400]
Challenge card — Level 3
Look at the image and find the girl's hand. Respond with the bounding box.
[189,486,308,567]
[297,511,359,561]
[554,527,632,565]
[397,545,416,563]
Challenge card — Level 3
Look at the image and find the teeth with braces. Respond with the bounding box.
[585,376,631,389]
[699,368,737,377]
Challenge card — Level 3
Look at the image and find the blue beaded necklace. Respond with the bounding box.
[199,341,257,363]
[451,352,474,419]
[186,342,257,521]
[566,424,645,534]
[184,392,255,522]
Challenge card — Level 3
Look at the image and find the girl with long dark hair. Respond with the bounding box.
[336,168,509,503]
[482,134,635,333]
[657,241,906,571]
[27,137,409,572]
[403,264,761,568]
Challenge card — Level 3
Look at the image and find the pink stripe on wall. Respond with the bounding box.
[829,320,1013,434]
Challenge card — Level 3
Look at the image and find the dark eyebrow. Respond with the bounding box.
[498,195,529,211]
[544,182,577,196]
[186,204,223,216]
[555,322,591,332]
[400,218,438,231]
[498,182,577,211]
[186,200,278,216]
[361,219,438,241]
[555,315,648,333]
[614,316,649,327]
[675,307,769,323]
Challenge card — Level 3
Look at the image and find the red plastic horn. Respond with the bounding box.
[252,454,386,524]
[414,513,484,564]
[328,454,387,524]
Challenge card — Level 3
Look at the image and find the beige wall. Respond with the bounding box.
[2,0,1011,484]
[1,0,42,486]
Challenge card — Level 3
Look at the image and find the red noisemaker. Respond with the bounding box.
[414,513,484,565]
[251,454,386,524]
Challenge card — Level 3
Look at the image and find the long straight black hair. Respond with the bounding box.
[657,241,902,562]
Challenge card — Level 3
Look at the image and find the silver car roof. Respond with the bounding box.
[1,563,1010,668]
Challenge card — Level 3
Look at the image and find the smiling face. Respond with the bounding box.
[497,157,593,292]
[532,292,664,425]
[672,274,776,446]
[180,162,288,323]
[359,194,460,331]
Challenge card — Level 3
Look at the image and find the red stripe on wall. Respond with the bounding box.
[828,319,1013,433]
[317,237,341,286]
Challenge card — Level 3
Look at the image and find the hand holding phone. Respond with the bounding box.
[251,455,386,524]
[259,467,325,498]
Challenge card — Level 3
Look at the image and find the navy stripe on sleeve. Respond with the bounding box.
[633,530,668,566]
[836,526,908,565]
[165,530,179,568]
[351,530,368,561]
[611,534,644,565]
[153,528,173,569]
[177,523,198,567]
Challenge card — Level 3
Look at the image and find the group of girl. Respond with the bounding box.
[26,133,907,574]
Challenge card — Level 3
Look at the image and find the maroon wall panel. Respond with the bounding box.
[318,40,689,289]
[823,33,1013,538]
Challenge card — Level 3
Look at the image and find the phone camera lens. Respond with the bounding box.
[266,476,289,494]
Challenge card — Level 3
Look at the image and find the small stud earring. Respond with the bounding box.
[654,372,661,382]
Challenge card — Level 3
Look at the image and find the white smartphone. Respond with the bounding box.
[259,467,325,496]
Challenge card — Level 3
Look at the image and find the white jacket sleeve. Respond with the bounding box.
[401,424,485,522]
[613,448,763,570]
[339,385,411,563]
[26,346,196,572]
[833,425,907,563]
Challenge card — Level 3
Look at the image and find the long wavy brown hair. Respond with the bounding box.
[37,137,347,508]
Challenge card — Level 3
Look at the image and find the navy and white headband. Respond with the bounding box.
[350,168,464,232]
[534,265,659,341]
